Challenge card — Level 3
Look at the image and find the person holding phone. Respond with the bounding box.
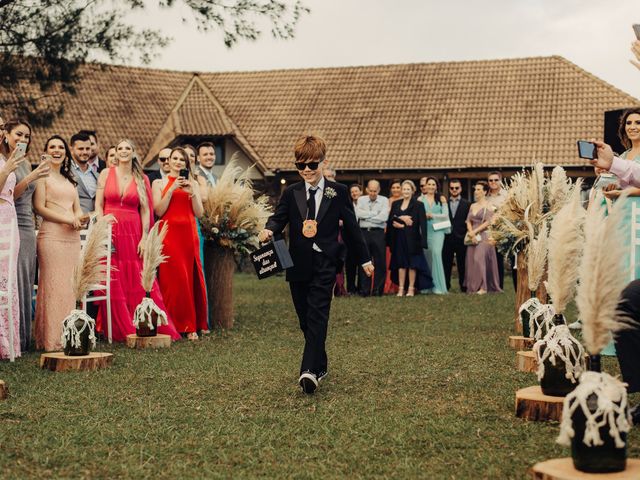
[152,147,207,340]
[33,135,86,351]
[0,119,28,358]
[94,139,180,343]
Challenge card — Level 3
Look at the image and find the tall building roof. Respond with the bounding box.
[17,55,640,172]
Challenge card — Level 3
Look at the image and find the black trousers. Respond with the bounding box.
[496,251,505,290]
[442,237,466,292]
[289,253,336,376]
[344,247,359,293]
[615,280,640,393]
[359,228,386,296]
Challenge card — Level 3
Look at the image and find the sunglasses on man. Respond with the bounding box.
[158,156,169,163]
[294,161,321,171]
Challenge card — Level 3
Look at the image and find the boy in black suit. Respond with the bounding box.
[259,135,373,394]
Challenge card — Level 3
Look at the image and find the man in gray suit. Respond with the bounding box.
[196,142,218,187]
[70,131,103,213]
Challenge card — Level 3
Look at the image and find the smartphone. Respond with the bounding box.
[179,168,189,178]
[633,24,640,40]
[577,140,597,160]
[14,142,27,157]
[40,154,52,164]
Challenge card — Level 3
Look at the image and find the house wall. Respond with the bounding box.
[220,138,265,181]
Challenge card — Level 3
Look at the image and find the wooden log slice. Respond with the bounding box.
[509,336,535,350]
[515,385,564,422]
[125,334,171,349]
[0,380,7,400]
[517,350,538,373]
[40,352,114,372]
[529,457,640,479]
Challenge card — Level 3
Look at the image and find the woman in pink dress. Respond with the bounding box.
[94,139,180,342]
[0,125,24,359]
[33,135,84,351]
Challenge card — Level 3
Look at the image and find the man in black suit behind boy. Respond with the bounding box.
[259,135,373,394]
[442,178,471,292]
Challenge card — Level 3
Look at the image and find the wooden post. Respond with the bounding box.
[516,351,538,373]
[40,352,114,372]
[204,243,235,329]
[0,380,7,400]
[529,458,640,479]
[515,251,547,333]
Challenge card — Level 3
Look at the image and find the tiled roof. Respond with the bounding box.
[8,56,639,172]
[200,56,640,171]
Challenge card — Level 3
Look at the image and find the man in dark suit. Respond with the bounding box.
[145,147,172,184]
[442,179,470,292]
[259,135,373,394]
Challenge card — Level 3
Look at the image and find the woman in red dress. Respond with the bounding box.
[94,139,180,342]
[152,147,208,340]
[384,179,402,294]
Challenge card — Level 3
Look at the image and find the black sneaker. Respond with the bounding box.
[317,370,328,382]
[299,371,318,394]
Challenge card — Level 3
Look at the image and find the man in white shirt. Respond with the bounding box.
[356,179,389,296]
[196,142,218,187]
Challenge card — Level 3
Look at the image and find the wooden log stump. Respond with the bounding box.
[0,380,7,400]
[515,385,564,422]
[529,458,640,479]
[126,334,171,349]
[40,352,114,372]
[517,350,538,373]
[509,336,535,350]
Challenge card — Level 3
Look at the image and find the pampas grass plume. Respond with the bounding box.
[546,180,584,314]
[576,192,629,355]
[141,221,168,292]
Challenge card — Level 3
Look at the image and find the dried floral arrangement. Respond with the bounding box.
[200,157,273,256]
[491,164,574,258]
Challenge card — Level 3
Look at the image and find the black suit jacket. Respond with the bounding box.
[265,181,370,282]
[386,198,428,255]
[145,169,163,184]
[446,197,471,242]
[97,159,107,172]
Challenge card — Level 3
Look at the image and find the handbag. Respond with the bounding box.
[432,218,452,232]
[463,207,487,246]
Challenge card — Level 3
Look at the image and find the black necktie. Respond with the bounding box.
[307,187,318,220]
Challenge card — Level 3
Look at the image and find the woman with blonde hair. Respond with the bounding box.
[94,139,180,342]
[387,180,433,296]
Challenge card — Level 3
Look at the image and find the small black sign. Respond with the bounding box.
[251,239,294,279]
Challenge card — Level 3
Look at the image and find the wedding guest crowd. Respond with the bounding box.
[0,119,218,359]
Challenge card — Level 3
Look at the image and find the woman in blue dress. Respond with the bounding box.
[418,177,448,294]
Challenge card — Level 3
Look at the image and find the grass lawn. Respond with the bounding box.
[0,273,637,479]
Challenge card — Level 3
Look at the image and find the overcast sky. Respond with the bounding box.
[128,0,640,99]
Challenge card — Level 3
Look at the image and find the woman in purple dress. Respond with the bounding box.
[464,181,501,294]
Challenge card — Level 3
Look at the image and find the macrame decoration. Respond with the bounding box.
[557,371,630,473]
[519,297,544,338]
[530,304,556,341]
[533,324,585,396]
[132,222,169,337]
[61,310,97,356]
[133,296,168,335]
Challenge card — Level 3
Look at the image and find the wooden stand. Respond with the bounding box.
[517,351,538,373]
[529,458,640,479]
[126,334,171,349]
[515,252,548,333]
[0,380,7,400]
[40,352,114,372]
[509,336,535,350]
[515,386,564,422]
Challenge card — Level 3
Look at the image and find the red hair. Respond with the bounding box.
[294,135,326,162]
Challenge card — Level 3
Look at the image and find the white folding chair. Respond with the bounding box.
[0,218,18,362]
[79,222,113,343]
[631,202,640,282]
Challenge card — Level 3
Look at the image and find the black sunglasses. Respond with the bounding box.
[295,161,320,171]
[158,157,169,162]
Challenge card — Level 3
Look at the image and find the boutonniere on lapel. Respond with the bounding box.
[324,187,337,199]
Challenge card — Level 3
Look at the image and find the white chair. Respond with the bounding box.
[0,219,18,362]
[79,221,113,343]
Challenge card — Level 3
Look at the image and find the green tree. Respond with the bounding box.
[0,0,309,126]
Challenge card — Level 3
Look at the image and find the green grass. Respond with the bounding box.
[0,274,638,479]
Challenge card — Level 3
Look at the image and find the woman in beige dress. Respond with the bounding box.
[33,135,85,351]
